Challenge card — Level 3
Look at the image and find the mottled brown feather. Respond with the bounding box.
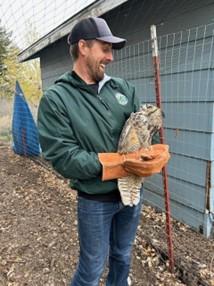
[117,104,163,206]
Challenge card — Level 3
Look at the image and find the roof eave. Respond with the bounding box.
[18,0,128,62]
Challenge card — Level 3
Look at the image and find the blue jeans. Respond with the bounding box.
[70,189,143,286]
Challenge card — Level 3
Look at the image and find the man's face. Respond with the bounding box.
[84,40,113,82]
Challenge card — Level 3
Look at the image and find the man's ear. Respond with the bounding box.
[78,40,88,56]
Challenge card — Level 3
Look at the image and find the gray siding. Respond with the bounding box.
[105,0,214,45]
[40,39,72,91]
[41,0,214,89]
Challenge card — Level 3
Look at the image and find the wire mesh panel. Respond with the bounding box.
[11,81,40,156]
[0,0,97,50]
[107,22,214,235]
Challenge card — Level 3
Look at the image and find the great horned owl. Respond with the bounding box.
[118,104,163,206]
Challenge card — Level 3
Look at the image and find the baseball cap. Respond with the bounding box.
[67,17,126,50]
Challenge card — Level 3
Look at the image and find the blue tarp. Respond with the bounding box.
[12,81,40,156]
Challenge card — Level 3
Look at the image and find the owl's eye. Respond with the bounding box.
[147,104,154,109]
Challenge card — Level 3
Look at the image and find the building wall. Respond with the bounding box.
[39,0,214,236]
[40,0,214,89]
[104,0,214,45]
[40,38,72,91]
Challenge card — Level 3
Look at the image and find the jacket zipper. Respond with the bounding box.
[97,95,109,110]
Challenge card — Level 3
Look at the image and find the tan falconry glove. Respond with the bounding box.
[98,144,170,181]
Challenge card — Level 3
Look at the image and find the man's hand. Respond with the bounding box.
[123,146,170,177]
[98,144,170,181]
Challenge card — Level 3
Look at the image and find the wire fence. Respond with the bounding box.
[0,0,97,50]
[107,22,214,238]
[0,96,38,142]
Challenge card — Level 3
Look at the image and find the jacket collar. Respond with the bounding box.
[98,74,111,93]
[56,71,112,94]
[71,71,111,94]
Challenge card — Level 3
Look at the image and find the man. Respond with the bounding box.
[37,17,170,286]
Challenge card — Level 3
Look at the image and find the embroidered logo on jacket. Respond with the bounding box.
[115,92,128,105]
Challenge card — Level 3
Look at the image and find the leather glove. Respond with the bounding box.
[98,144,170,181]
[124,146,170,177]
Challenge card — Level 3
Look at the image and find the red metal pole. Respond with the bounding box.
[150,25,174,272]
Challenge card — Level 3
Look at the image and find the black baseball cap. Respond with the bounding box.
[67,17,126,50]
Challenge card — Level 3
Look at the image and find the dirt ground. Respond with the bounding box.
[0,142,213,286]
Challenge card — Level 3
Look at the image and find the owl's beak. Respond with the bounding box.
[161,110,165,118]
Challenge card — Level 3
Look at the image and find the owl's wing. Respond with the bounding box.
[118,118,132,151]
[118,115,141,153]
[117,112,145,206]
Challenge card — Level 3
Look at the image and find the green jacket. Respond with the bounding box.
[37,71,140,195]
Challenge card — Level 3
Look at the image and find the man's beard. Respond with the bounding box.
[86,58,105,82]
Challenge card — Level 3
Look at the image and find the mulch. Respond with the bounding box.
[0,143,213,286]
